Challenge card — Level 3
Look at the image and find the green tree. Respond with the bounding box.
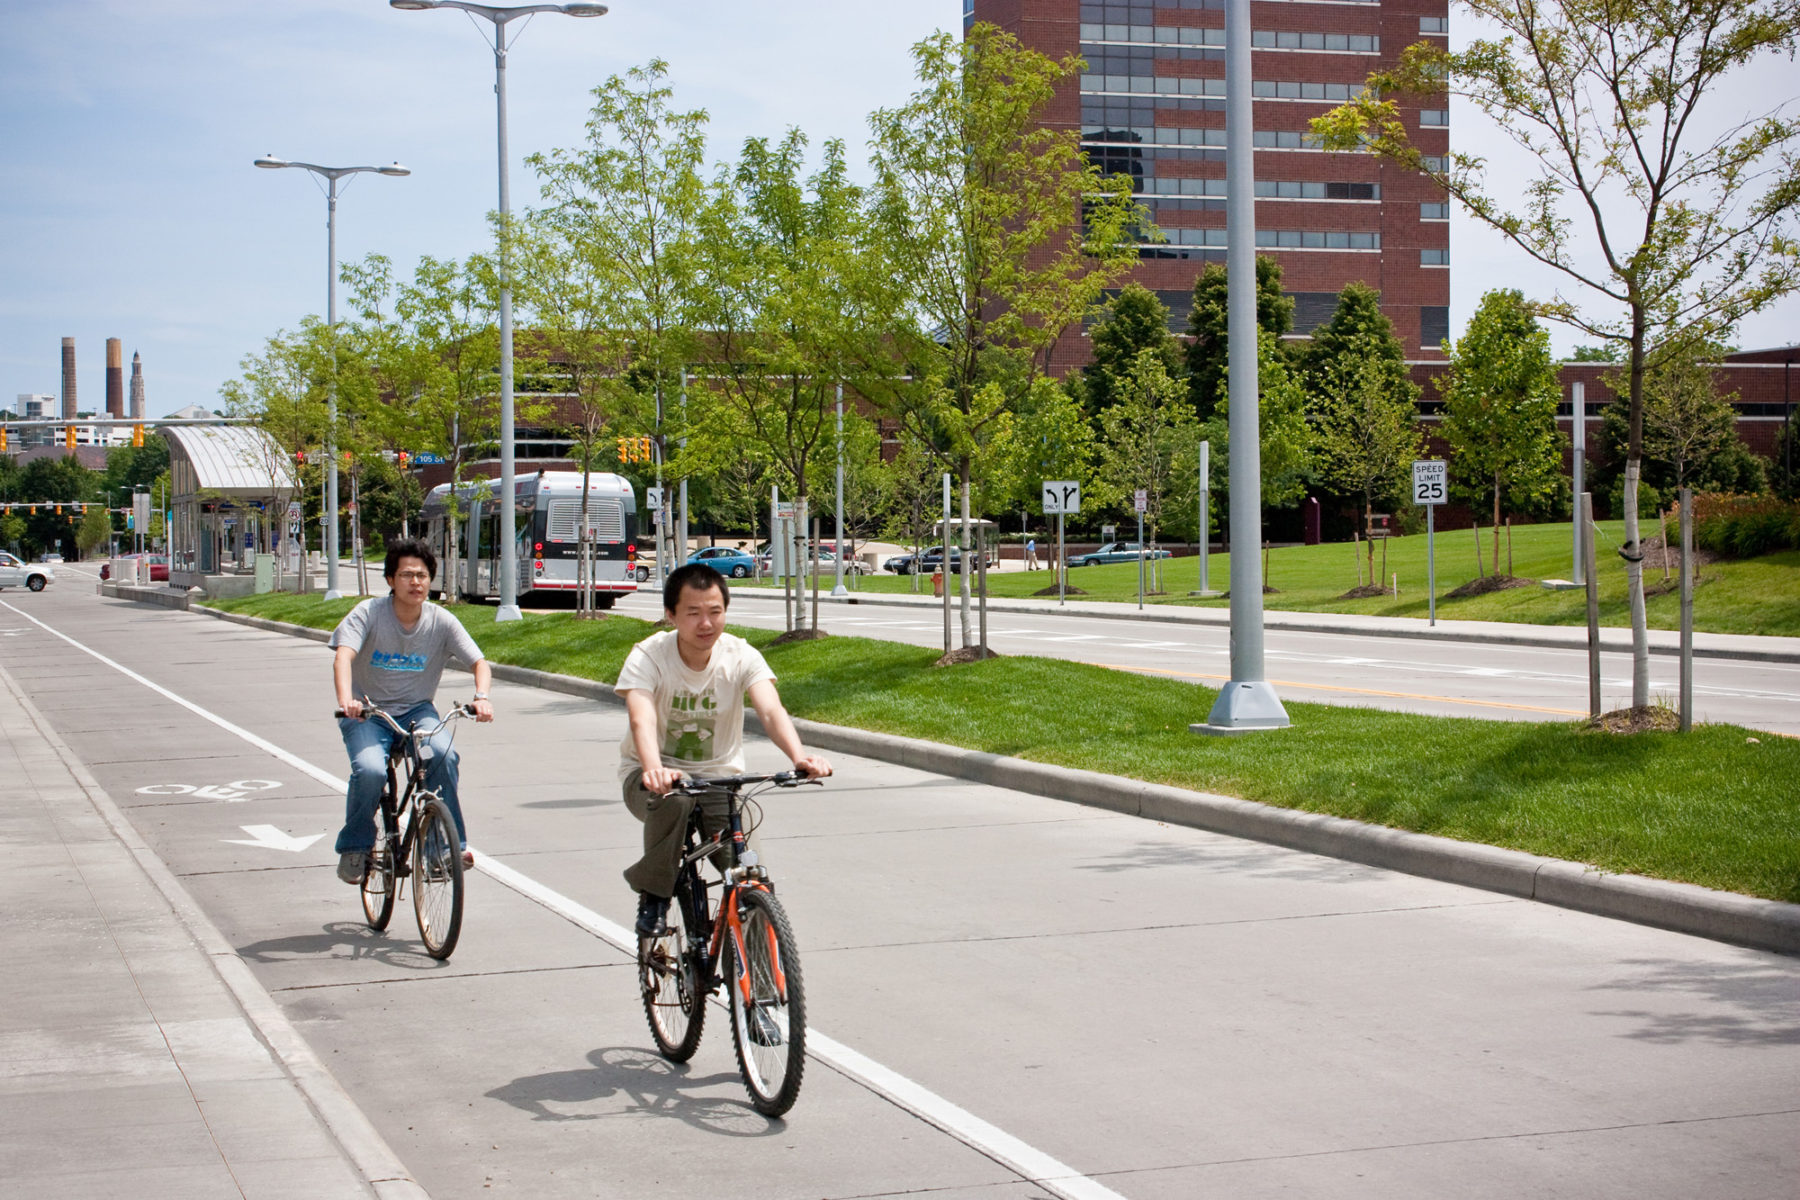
[857,23,1142,652]
[1312,0,1800,708]
[1439,290,1565,576]
[529,59,709,573]
[1186,255,1294,423]
[77,500,111,556]
[1096,350,1200,590]
[1078,285,1182,418]
[1203,329,1313,546]
[1640,339,1760,493]
[689,130,868,631]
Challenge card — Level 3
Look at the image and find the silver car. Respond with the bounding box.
[0,552,53,592]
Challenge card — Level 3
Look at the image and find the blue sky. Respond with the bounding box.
[4,1,1795,420]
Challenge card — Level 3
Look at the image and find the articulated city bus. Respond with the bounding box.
[421,470,639,607]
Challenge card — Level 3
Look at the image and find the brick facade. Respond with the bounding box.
[975,0,1451,365]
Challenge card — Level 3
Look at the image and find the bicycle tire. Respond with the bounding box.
[360,821,396,931]
[411,795,465,960]
[640,881,707,1061]
[726,887,806,1116]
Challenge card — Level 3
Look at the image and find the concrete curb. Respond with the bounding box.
[7,651,430,1200]
[713,585,1800,665]
[190,604,1800,957]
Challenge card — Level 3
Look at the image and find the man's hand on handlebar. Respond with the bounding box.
[642,765,687,795]
[468,697,494,723]
[337,698,365,720]
[792,754,832,781]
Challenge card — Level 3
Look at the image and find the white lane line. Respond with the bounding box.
[11,600,1128,1200]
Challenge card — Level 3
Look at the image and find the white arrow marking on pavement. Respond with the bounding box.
[225,825,325,853]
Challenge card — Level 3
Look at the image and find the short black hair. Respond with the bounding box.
[664,562,728,613]
[384,536,437,581]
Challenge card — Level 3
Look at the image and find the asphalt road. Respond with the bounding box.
[626,587,1800,736]
[4,585,1797,1199]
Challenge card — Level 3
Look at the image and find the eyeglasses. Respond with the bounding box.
[394,570,431,582]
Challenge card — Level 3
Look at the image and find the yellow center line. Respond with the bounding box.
[1095,662,1588,717]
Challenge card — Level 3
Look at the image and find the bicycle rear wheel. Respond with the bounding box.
[640,882,707,1061]
[360,820,396,931]
[726,887,806,1116]
[411,795,464,960]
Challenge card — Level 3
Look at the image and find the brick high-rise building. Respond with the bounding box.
[969,0,1450,361]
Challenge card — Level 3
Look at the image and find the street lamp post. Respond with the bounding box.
[389,0,608,621]
[254,156,409,600]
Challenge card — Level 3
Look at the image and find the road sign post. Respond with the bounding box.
[1042,481,1080,606]
[1194,440,1216,597]
[1412,460,1447,626]
[1134,489,1147,610]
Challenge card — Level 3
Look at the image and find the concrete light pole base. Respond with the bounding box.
[1192,679,1291,736]
[496,604,522,622]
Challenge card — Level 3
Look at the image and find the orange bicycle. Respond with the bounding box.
[637,770,818,1116]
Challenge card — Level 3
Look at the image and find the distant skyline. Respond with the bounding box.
[4,1,1794,420]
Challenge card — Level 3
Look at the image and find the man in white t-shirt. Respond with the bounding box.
[615,562,831,936]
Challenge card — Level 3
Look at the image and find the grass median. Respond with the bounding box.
[206,593,1800,903]
[780,521,1800,638]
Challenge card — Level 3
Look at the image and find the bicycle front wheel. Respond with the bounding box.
[726,887,806,1116]
[640,883,707,1061]
[411,796,465,960]
[360,825,396,931]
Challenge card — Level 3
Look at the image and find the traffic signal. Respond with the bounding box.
[397,451,410,468]
[639,435,653,463]
[132,424,144,448]
[295,449,307,465]
[65,425,76,449]
[616,437,630,463]
[0,427,8,452]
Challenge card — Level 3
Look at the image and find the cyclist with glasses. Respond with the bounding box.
[617,562,831,936]
[331,537,494,885]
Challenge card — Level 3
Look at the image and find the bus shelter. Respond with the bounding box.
[160,425,299,592]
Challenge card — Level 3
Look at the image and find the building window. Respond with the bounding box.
[1421,248,1450,265]
[1420,201,1449,220]
[1252,31,1380,53]
[1422,155,1447,173]
[1257,180,1379,200]
[1420,109,1449,127]
[1083,26,1378,53]
[1419,16,1448,33]
[1290,293,1340,333]
[1421,306,1451,347]
[1255,230,1381,249]
[1253,130,1321,149]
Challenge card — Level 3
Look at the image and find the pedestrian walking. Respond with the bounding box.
[1025,537,1039,571]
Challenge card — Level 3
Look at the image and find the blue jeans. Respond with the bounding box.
[336,702,466,853]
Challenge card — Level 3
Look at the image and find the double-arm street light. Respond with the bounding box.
[389,0,608,621]
[254,156,410,600]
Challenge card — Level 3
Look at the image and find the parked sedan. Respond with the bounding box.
[1066,541,1173,567]
[882,546,965,575]
[0,552,54,592]
[685,545,758,579]
[100,553,170,582]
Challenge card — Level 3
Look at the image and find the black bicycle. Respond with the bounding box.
[638,770,820,1117]
[336,700,476,961]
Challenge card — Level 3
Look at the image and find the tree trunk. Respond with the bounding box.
[1625,318,1650,708]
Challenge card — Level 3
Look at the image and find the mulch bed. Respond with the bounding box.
[769,627,831,646]
[1032,585,1086,597]
[1589,705,1681,734]
[1636,532,1720,572]
[1218,586,1281,598]
[1337,584,1390,600]
[1445,573,1535,599]
[935,645,1001,666]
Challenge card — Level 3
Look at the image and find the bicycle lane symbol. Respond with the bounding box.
[136,779,284,803]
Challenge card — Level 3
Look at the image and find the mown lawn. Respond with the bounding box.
[770,520,1800,638]
[205,593,1800,903]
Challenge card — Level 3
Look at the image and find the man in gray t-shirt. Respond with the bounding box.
[330,538,494,885]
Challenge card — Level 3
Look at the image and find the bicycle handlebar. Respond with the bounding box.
[332,700,480,734]
[671,769,820,793]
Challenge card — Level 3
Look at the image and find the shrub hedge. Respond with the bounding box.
[1693,493,1800,557]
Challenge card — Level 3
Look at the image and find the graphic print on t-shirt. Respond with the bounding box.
[663,689,718,762]
[371,650,427,673]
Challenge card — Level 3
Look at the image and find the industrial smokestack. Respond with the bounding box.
[106,338,124,417]
[130,352,145,420]
[61,337,77,420]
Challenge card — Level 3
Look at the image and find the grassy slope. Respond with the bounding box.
[802,521,1800,638]
[206,594,1800,903]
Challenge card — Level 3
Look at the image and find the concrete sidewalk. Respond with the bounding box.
[0,663,424,1199]
[710,581,1800,663]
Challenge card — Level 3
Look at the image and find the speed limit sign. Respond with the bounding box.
[1412,460,1447,506]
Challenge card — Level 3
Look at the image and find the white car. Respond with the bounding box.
[0,552,53,592]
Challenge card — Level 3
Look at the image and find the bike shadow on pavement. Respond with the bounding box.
[235,921,458,971]
[486,1045,786,1133]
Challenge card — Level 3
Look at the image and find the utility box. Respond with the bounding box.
[254,553,276,594]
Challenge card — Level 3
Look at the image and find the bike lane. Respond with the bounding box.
[5,589,1798,1199]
